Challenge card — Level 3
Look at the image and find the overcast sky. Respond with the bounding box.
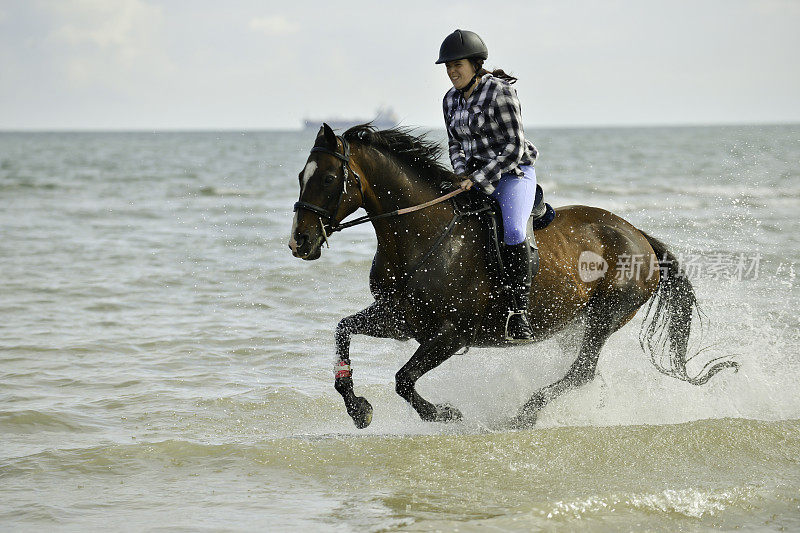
[1,0,799,130]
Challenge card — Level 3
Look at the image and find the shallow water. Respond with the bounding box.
[1,125,799,531]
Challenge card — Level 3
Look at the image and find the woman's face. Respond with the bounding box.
[445,59,476,90]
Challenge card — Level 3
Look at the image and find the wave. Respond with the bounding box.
[550,180,800,200]
[2,418,799,530]
[4,416,798,471]
[0,409,101,433]
[0,179,63,191]
[197,186,261,197]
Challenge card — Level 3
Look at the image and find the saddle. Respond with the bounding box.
[450,183,555,280]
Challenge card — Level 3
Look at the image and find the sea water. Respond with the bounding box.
[1,125,799,531]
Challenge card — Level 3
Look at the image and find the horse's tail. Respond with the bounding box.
[637,230,739,385]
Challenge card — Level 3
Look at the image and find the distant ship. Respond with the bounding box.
[303,106,399,131]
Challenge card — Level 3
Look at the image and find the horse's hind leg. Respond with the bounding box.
[395,328,466,423]
[513,303,616,427]
[334,301,407,429]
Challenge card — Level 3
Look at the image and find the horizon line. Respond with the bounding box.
[1,119,798,134]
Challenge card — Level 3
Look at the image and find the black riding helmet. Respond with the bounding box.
[435,29,488,64]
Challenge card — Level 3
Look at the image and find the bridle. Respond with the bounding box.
[293,133,464,245]
[293,135,364,237]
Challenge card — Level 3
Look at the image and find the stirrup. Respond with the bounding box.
[505,309,533,342]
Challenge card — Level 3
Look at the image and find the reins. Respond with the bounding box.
[331,187,464,232]
[293,134,465,237]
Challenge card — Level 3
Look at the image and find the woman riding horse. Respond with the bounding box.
[438,29,538,342]
[289,35,738,429]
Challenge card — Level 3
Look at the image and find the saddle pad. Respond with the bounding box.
[531,202,556,231]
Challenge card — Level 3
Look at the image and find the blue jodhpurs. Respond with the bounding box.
[489,165,537,245]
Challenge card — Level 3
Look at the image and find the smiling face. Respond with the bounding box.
[445,59,476,90]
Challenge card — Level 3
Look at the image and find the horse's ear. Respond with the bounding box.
[322,122,338,149]
[315,123,338,150]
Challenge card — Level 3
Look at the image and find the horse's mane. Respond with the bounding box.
[343,124,454,186]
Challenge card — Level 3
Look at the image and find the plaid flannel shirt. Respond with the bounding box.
[443,74,538,194]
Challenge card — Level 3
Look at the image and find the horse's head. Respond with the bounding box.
[289,123,364,260]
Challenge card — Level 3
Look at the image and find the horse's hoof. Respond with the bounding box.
[347,396,373,429]
[433,403,463,423]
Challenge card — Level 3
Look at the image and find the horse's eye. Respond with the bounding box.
[323,174,336,186]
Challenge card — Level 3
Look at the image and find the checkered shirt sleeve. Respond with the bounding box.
[470,84,527,192]
[443,97,467,175]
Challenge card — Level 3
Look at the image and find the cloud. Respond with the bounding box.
[40,0,172,89]
[46,0,163,48]
[249,15,298,36]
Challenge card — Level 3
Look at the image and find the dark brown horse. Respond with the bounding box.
[289,123,737,429]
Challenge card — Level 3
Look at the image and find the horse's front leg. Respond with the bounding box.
[395,327,466,423]
[334,301,408,429]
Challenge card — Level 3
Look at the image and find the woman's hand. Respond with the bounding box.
[458,178,473,191]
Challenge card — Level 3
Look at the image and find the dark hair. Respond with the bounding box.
[469,58,517,84]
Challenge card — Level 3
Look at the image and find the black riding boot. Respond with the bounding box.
[500,242,534,342]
